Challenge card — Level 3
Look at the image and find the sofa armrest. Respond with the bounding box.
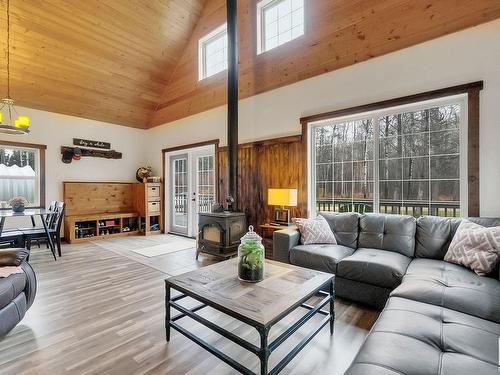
[0,248,29,267]
[20,261,37,309]
[273,228,301,263]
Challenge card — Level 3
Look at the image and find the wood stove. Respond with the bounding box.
[196,211,246,259]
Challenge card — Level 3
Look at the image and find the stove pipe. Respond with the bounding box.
[226,0,238,211]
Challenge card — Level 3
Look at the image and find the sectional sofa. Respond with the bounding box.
[273,212,500,375]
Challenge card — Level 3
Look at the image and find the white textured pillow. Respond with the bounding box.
[293,216,337,245]
[444,219,500,276]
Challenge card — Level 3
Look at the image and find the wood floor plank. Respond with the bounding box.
[0,238,379,375]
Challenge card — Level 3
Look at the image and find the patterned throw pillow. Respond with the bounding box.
[293,216,337,245]
[444,220,500,275]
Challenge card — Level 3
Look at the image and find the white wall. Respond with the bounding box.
[145,19,500,217]
[1,108,146,227]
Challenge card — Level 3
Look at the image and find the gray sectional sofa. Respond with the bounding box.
[273,212,500,375]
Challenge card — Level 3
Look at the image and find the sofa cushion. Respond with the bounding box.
[415,215,461,259]
[318,212,360,249]
[0,271,26,310]
[292,216,337,245]
[289,244,354,274]
[346,296,500,375]
[392,258,500,323]
[358,213,416,257]
[444,219,500,276]
[416,216,500,260]
[337,248,411,289]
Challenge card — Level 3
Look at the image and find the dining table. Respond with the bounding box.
[0,208,56,260]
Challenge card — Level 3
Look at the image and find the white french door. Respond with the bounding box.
[166,145,216,237]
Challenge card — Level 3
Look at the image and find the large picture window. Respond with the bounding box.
[309,96,467,218]
[0,142,45,208]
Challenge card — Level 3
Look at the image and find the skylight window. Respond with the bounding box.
[257,0,304,54]
[198,24,228,80]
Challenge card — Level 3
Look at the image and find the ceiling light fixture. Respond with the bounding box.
[0,0,30,135]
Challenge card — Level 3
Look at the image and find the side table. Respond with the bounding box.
[259,223,295,260]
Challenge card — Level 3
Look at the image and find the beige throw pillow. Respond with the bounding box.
[444,219,500,275]
[293,216,337,245]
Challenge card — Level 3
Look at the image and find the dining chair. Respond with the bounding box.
[21,202,65,260]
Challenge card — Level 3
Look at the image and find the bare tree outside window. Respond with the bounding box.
[312,102,462,218]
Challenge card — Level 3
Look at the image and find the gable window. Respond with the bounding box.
[307,95,469,218]
[257,0,304,54]
[0,142,45,208]
[198,24,228,80]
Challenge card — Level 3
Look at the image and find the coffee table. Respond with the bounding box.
[165,258,334,375]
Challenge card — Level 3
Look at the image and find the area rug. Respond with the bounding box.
[130,238,196,257]
[92,234,196,258]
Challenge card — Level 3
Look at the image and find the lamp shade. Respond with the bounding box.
[268,188,298,207]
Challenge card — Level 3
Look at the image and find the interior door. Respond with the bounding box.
[169,154,189,236]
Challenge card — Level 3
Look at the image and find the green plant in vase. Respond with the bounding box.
[238,226,265,282]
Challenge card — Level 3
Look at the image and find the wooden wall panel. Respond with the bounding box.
[150,0,500,127]
[63,181,136,216]
[217,136,307,231]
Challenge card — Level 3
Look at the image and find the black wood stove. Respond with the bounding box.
[196,211,246,259]
[196,0,247,259]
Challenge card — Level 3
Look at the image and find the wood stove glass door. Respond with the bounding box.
[170,154,189,236]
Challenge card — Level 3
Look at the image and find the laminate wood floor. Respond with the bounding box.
[0,237,379,375]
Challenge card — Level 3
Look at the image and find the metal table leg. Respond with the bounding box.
[329,279,335,335]
[165,281,171,342]
[258,326,270,375]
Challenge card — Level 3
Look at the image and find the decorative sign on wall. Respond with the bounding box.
[73,138,111,150]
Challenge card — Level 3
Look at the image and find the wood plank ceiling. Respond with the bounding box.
[0,0,499,129]
[0,0,206,128]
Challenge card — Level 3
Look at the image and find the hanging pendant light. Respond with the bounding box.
[0,0,30,135]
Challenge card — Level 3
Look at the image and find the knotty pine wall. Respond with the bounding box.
[217,136,307,228]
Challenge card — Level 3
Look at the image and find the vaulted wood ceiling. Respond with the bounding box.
[0,0,499,129]
[0,0,206,128]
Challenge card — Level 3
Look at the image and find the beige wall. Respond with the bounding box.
[146,19,500,217]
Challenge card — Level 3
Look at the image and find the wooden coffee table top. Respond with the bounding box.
[166,258,333,327]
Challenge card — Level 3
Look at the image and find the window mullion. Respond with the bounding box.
[373,116,380,214]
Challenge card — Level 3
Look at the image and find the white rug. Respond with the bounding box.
[130,238,196,257]
[93,234,196,258]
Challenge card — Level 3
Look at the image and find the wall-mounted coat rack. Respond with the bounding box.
[60,146,122,163]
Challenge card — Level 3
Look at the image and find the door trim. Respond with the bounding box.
[162,140,219,237]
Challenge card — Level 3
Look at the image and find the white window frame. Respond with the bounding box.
[198,24,228,81]
[257,0,305,55]
[307,94,468,218]
[0,144,41,208]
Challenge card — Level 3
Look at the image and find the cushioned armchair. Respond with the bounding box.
[0,248,37,338]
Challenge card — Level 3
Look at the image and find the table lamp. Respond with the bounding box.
[268,188,298,225]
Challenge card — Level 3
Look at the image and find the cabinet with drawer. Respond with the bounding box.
[133,182,163,235]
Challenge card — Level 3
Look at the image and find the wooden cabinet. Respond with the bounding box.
[64,212,140,244]
[63,181,164,242]
[133,183,163,235]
